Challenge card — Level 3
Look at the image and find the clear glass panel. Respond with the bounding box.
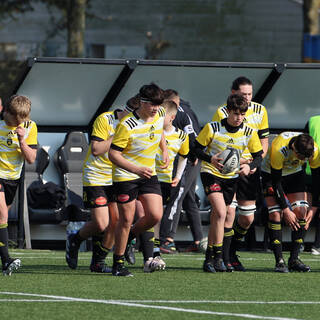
[17,62,124,126]
[112,65,272,125]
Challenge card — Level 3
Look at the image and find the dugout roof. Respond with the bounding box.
[13,57,320,132]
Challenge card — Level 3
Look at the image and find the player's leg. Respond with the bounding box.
[223,199,236,272]
[66,186,110,270]
[0,181,21,276]
[230,173,259,271]
[287,192,310,272]
[262,172,288,272]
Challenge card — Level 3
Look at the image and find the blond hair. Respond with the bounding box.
[162,100,178,116]
[5,95,31,124]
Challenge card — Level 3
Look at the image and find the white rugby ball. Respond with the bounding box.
[219,147,240,174]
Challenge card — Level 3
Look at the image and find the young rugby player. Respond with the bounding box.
[109,83,169,276]
[261,132,320,272]
[0,95,38,275]
[195,94,263,273]
[65,96,140,273]
[153,100,189,268]
[212,76,269,271]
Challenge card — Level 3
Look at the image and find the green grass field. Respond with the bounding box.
[1,250,320,320]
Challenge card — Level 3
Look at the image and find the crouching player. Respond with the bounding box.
[194,94,263,273]
[0,95,37,275]
[261,132,320,272]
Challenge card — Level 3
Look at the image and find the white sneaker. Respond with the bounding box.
[153,255,166,270]
[144,257,165,273]
[311,247,320,255]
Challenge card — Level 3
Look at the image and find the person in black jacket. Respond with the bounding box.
[160,89,204,253]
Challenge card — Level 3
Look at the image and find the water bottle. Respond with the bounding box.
[66,221,86,252]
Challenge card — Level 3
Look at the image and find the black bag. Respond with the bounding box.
[27,181,66,209]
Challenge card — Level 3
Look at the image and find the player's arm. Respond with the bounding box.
[16,123,37,164]
[159,131,169,169]
[270,167,300,230]
[91,136,113,156]
[171,155,188,187]
[260,137,269,158]
[91,113,114,156]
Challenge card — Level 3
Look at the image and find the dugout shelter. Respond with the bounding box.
[8,57,320,249]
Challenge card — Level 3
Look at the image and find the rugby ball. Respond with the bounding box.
[219,147,240,174]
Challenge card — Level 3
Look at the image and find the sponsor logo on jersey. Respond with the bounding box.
[226,138,234,144]
[7,138,12,146]
[210,183,221,192]
[149,125,155,140]
[118,194,130,202]
[95,196,107,206]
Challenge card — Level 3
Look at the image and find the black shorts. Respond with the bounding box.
[160,182,178,206]
[0,178,20,206]
[200,172,238,206]
[83,185,115,209]
[113,175,162,204]
[261,170,306,196]
[236,170,261,201]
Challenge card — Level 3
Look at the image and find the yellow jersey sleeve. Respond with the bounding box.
[112,122,130,150]
[24,121,38,146]
[247,130,263,155]
[211,105,226,122]
[196,123,213,147]
[178,134,189,157]
[309,141,320,169]
[270,138,285,170]
[92,113,114,140]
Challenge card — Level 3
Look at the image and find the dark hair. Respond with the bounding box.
[231,76,252,91]
[226,93,248,113]
[125,94,140,112]
[294,134,314,158]
[163,89,179,101]
[139,83,163,105]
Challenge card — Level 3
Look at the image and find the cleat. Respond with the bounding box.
[125,240,136,265]
[112,263,133,277]
[274,259,289,273]
[224,262,235,272]
[288,258,311,272]
[65,233,80,269]
[160,241,177,254]
[90,261,112,273]
[2,258,21,276]
[144,257,165,273]
[213,257,227,272]
[230,254,246,272]
[311,247,320,255]
[203,260,216,273]
[152,256,166,270]
[184,243,201,253]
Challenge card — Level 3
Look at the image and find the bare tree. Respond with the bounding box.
[303,0,320,35]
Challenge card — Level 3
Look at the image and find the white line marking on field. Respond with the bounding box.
[0,292,304,320]
[0,299,70,302]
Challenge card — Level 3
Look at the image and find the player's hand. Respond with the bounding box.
[160,149,170,169]
[305,206,316,230]
[283,209,300,231]
[239,163,250,176]
[171,177,180,187]
[15,126,26,142]
[192,158,198,166]
[135,167,153,179]
[211,152,223,171]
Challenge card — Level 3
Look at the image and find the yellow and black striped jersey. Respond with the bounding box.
[83,111,119,186]
[112,107,165,182]
[212,101,269,159]
[196,119,262,179]
[261,131,320,176]
[0,120,37,180]
[156,127,189,183]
